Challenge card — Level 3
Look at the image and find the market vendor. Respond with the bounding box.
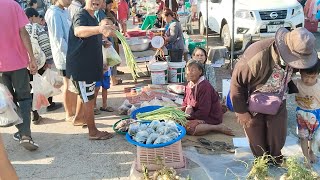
[182,60,234,136]
[162,8,184,62]
[192,47,216,88]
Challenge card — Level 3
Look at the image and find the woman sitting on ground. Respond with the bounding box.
[192,47,216,88]
[182,60,234,136]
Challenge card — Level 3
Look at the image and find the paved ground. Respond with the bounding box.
[1,20,320,179]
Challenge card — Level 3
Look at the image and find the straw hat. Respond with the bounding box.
[275,27,317,69]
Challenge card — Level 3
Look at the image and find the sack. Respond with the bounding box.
[248,92,282,115]
[31,74,56,110]
[30,24,46,70]
[102,46,121,67]
[0,84,23,127]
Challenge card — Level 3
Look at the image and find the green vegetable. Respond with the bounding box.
[115,31,144,80]
[136,107,188,126]
[284,157,319,180]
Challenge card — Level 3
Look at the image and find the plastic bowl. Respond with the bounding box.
[112,117,130,135]
[125,121,186,148]
[130,105,162,119]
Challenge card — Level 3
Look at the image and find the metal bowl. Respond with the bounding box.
[127,37,150,52]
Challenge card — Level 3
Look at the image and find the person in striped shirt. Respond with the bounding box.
[25,7,63,124]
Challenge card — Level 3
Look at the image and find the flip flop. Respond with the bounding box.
[89,132,114,140]
[100,107,114,112]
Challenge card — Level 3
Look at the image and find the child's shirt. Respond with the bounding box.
[293,78,320,110]
[117,0,129,21]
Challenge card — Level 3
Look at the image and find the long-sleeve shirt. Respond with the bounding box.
[45,5,70,70]
[183,79,223,125]
[230,38,280,114]
[25,23,53,65]
[165,21,184,50]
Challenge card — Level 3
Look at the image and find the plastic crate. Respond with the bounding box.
[136,140,185,171]
[188,39,207,54]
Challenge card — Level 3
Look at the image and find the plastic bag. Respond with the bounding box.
[148,120,161,131]
[154,135,171,144]
[156,125,166,135]
[31,74,56,110]
[138,123,148,131]
[0,84,22,127]
[118,99,132,115]
[146,133,159,144]
[42,68,63,89]
[115,119,134,131]
[145,127,155,134]
[134,130,149,143]
[127,105,137,115]
[140,101,150,107]
[102,46,121,67]
[167,84,185,95]
[128,123,140,136]
[164,121,179,134]
[167,132,179,140]
[149,97,162,106]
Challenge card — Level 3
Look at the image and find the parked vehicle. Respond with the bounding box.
[197,0,305,48]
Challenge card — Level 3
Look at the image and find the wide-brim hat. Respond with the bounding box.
[275,27,318,69]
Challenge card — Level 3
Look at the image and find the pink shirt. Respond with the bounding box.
[117,0,129,21]
[0,0,29,72]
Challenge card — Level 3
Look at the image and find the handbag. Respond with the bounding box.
[248,66,290,115]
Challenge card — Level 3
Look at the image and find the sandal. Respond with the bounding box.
[89,131,114,140]
[20,136,39,151]
[100,107,114,112]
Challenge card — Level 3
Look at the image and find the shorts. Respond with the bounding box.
[296,106,320,140]
[72,81,96,103]
[95,75,110,90]
[58,70,66,77]
[185,120,205,135]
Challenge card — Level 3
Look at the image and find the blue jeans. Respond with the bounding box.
[0,68,32,136]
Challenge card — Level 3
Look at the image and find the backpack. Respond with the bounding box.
[30,24,46,70]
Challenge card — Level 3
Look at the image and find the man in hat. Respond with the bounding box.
[230,27,318,164]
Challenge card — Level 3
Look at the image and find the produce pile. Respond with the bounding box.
[128,120,180,145]
[136,107,188,126]
[114,119,134,132]
[115,31,143,80]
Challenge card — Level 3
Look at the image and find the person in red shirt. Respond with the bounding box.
[117,0,129,34]
[182,60,234,136]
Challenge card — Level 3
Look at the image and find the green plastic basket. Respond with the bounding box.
[113,117,130,135]
[188,39,207,54]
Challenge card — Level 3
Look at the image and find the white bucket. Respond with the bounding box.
[168,61,186,83]
[149,62,168,84]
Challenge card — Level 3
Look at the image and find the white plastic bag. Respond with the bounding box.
[102,46,121,67]
[30,74,55,110]
[42,68,63,89]
[0,84,22,127]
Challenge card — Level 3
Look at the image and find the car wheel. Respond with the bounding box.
[221,24,231,49]
[199,15,206,35]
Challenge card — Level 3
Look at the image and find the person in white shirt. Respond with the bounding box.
[68,0,84,19]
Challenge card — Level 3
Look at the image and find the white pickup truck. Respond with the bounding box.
[197,0,304,48]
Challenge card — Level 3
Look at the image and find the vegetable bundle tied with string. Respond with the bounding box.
[136,107,188,126]
[115,31,144,80]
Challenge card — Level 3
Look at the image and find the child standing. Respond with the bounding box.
[294,60,320,168]
[117,0,129,35]
[93,18,115,115]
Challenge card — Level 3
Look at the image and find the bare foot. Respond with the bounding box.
[218,124,235,136]
[309,150,318,164]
